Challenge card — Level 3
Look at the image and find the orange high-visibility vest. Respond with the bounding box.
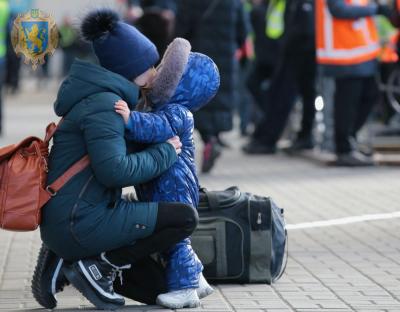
[316,0,380,66]
[397,0,400,12]
[380,32,399,63]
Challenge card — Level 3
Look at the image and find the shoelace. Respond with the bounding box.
[114,267,124,286]
[107,268,124,292]
[107,265,130,291]
[100,253,131,289]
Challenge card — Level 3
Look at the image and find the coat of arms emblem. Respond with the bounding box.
[11,9,59,70]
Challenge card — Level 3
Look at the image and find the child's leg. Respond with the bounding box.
[166,237,214,298]
[156,238,209,308]
[167,239,214,298]
[165,238,202,291]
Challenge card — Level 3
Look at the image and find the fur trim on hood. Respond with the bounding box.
[148,38,191,106]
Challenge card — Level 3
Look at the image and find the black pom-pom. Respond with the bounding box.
[81,9,120,41]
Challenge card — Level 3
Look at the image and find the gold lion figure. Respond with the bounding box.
[24,24,46,54]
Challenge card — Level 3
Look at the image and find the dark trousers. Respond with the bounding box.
[107,202,198,304]
[334,76,379,154]
[114,256,167,305]
[107,202,198,265]
[247,62,275,112]
[252,49,316,146]
[237,61,256,134]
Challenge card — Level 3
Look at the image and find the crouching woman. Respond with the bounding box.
[32,9,198,310]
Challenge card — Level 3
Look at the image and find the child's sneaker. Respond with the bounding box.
[156,288,200,309]
[197,273,214,299]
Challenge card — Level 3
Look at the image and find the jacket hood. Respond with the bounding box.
[151,52,220,112]
[148,38,191,106]
[54,59,139,116]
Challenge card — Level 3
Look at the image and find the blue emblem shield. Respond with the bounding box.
[21,21,48,54]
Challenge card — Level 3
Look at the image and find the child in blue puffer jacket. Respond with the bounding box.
[114,38,220,309]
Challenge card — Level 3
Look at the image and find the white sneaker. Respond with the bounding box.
[156,288,200,309]
[197,273,214,299]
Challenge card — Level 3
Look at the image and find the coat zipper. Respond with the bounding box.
[70,174,94,244]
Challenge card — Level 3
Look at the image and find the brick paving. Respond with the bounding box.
[1,87,400,311]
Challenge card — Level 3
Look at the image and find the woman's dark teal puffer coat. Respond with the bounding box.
[40,59,177,261]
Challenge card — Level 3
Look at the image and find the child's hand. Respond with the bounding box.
[114,100,130,124]
[167,136,182,155]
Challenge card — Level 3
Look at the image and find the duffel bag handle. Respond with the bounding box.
[199,187,219,210]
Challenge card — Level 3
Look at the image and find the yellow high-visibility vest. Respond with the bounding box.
[266,0,286,39]
[0,0,9,58]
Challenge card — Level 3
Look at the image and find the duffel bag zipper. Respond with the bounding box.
[199,216,245,280]
[257,212,262,225]
[247,199,262,231]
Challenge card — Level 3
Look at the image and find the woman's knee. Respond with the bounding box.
[170,202,198,234]
[180,203,198,234]
[157,202,198,234]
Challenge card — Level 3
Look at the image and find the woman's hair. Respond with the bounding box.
[135,89,154,112]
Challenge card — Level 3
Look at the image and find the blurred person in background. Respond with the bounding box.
[4,0,33,95]
[59,15,79,76]
[175,0,250,173]
[59,15,95,76]
[246,0,284,120]
[235,1,255,137]
[391,0,400,39]
[5,11,20,94]
[316,0,391,166]
[136,0,177,57]
[374,9,398,126]
[243,0,317,154]
[0,0,9,136]
[127,0,176,12]
[140,0,177,12]
[236,34,256,137]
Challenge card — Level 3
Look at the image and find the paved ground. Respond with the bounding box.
[1,86,400,312]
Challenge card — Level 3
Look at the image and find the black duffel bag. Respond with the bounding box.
[191,186,288,284]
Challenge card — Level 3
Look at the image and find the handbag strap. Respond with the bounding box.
[44,117,91,196]
[44,117,64,144]
[46,155,90,196]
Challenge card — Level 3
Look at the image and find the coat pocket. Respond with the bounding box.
[69,198,99,248]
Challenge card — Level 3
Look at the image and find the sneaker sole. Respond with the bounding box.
[156,296,201,309]
[63,265,123,310]
[31,244,57,309]
[197,286,214,299]
[334,161,374,167]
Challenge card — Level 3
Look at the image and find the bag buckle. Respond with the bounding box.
[46,186,57,197]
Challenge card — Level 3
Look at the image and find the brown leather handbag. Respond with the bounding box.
[0,121,90,232]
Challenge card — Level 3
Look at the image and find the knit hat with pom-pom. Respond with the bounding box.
[81,9,159,80]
